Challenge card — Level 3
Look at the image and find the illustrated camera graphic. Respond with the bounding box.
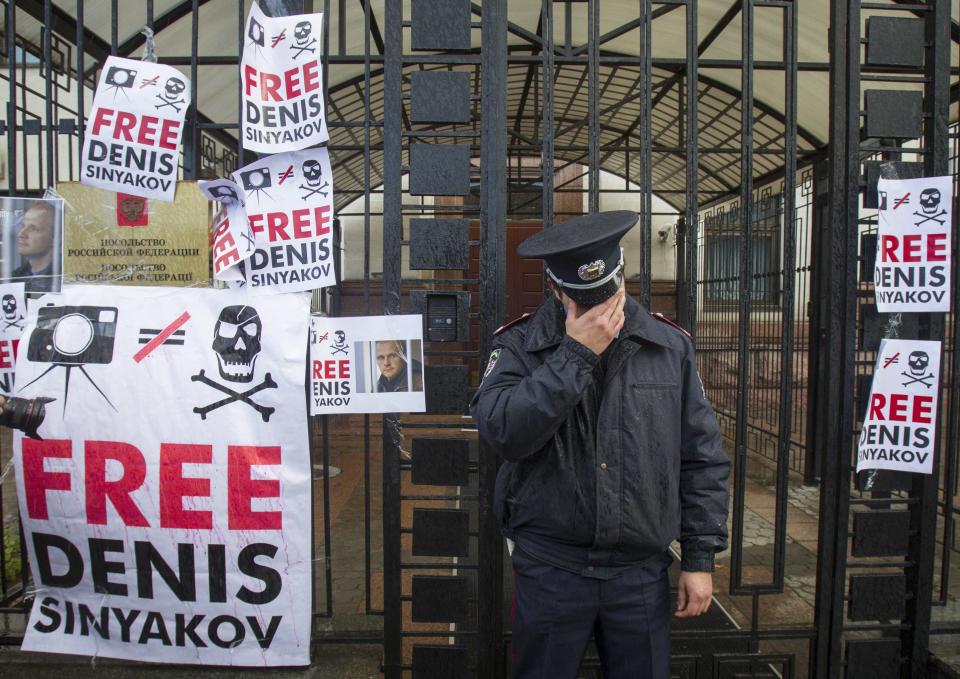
[207,184,240,204]
[105,66,137,89]
[248,17,265,47]
[21,305,119,413]
[240,167,271,191]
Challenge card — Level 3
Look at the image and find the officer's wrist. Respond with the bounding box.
[560,335,600,366]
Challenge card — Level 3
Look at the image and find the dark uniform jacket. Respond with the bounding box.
[471,295,729,575]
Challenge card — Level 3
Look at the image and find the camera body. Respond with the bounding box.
[240,167,271,191]
[105,66,137,88]
[28,305,119,365]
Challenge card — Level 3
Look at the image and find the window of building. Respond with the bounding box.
[703,194,782,308]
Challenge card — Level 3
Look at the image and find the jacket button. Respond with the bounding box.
[600,463,608,470]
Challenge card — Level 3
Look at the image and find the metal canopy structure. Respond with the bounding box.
[14,1,958,211]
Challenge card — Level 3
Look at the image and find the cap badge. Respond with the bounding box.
[577,259,606,281]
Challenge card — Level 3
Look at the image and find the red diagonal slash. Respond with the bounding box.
[893,193,910,210]
[883,352,900,368]
[140,75,159,88]
[134,311,191,363]
[278,165,293,184]
[271,29,286,47]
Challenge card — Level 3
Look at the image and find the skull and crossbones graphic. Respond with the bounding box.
[299,159,329,200]
[901,350,935,389]
[913,188,948,228]
[1,294,22,330]
[290,21,317,59]
[192,306,277,422]
[331,330,349,355]
[155,77,187,113]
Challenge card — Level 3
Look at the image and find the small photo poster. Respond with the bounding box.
[0,197,64,294]
[310,315,425,414]
[874,175,953,312]
[857,338,941,475]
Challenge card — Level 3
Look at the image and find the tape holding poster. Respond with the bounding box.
[232,149,335,292]
[310,315,426,414]
[857,338,941,475]
[241,2,328,153]
[0,282,25,394]
[198,179,255,284]
[58,182,210,287]
[81,56,190,202]
[874,175,953,312]
[0,197,64,294]
[12,286,311,666]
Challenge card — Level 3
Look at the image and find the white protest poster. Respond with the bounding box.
[199,179,255,283]
[13,285,312,666]
[241,2,328,153]
[81,56,190,202]
[874,176,953,312]
[857,338,941,475]
[310,315,425,414]
[232,149,335,292]
[0,282,26,394]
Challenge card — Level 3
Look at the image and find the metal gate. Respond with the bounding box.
[0,1,959,678]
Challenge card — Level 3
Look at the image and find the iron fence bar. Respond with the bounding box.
[110,0,118,53]
[236,0,245,166]
[381,0,402,675]
[730,0,756,599]
[360,0,377,620]
[587,0,599,213]
[902,0,952,672]
[940,119,960,606]
[185,0,198,179]
[320,413,334,618]
[771,0,798,593]
[638,0,652,307]
[43,0,54,189]
[73,0,83,150]
[815,2,860,677]
[683,0,699,336]
[478,1,508,676]
[6,0,16,197]
[541,0,554,229]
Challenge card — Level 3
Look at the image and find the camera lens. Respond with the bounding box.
[109,68,131,86]
[53,314,95,356]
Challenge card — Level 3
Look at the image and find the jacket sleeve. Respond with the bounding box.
[678,336,731,572]
[471,334,598,462]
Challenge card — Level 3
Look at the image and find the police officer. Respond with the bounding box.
[471,211,730,679]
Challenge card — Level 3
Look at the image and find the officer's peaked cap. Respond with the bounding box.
[517,210,637,306]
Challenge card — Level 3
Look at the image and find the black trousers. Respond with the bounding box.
[510,549,672,679]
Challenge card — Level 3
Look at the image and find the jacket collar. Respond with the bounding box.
[524,294,675,352]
